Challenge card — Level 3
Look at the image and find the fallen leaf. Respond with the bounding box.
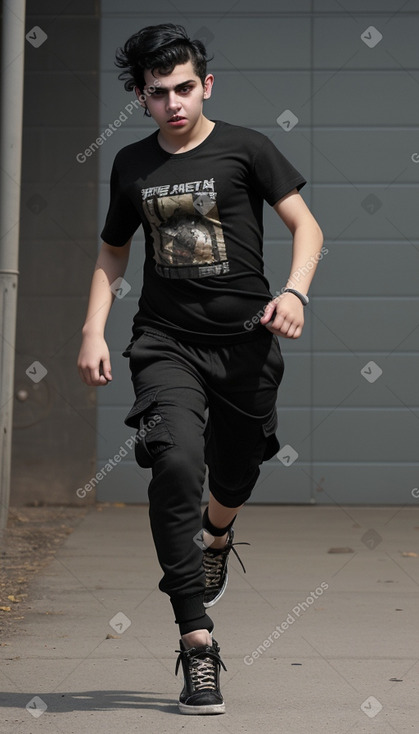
[389,677,403,682]
[401,552,418,557]
[0,606,11,612]
[327,547,354,554]
[106,633,119,639]
[7,595,19,603]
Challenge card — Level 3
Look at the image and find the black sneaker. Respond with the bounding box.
[203,528,249,608]
[175,637,227,715]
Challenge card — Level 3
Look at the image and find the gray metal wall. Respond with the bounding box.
[11,1,100,505]
[96,0,419,505]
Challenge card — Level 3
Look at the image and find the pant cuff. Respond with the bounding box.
[170,594,214,636]
[208,468,259,507]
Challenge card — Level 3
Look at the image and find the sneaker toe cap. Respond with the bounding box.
[183,691,223,707]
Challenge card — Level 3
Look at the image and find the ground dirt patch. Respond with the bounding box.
[0,505,88,639]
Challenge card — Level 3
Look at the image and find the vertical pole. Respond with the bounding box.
[0,0,26,529]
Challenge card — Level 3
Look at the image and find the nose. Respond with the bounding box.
[166,91,181,111]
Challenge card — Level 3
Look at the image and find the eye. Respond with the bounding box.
[179,86,193,94]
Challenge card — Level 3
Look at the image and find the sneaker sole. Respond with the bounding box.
[178,701,226,715]
[203,572,228,608]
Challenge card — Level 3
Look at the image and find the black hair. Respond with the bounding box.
[115,23,212,92]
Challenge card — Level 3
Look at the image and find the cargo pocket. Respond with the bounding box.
[260,407,280,462]
[124,390,174,468]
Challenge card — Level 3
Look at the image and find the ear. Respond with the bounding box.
[202,74,214,100]
[134,86,147,109]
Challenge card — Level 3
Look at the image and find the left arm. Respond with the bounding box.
[260,189,324,338]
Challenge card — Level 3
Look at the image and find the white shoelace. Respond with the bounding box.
[190,656,217,690]
[203,541,248,589]
[203,553,225,587]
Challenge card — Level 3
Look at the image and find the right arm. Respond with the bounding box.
[77,238,132,386]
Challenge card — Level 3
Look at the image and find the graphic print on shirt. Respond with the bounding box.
[141,178,229,279]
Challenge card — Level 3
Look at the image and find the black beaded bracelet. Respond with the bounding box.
[283,288,309,306]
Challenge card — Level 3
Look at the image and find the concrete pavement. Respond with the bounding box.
[1,503,419,733]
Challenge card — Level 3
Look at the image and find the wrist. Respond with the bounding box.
[282,288,309,306]
[81,323,105,338]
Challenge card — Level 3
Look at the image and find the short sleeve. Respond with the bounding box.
[252,137,306,206]
[100,159,142,247]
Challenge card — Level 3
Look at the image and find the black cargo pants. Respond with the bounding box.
[123,326,284,634]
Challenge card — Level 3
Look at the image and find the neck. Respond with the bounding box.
[157,116,215,154]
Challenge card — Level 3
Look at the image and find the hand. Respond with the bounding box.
[77,334,113,386]
[260,293,304,338]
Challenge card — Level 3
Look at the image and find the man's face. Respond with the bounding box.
[138,60,214,135]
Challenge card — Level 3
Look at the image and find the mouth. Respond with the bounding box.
[168,115,187,124]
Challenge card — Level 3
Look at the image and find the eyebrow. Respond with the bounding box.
[147,79,197,92]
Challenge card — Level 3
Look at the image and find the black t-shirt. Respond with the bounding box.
[101,120,306,345]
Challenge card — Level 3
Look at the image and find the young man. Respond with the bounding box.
[78,24,323,715]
